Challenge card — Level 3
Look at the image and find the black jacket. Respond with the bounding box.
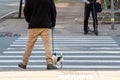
[24,0,57,29]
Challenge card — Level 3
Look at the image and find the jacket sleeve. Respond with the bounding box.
[23,0,31,23]
[49,0,57,28]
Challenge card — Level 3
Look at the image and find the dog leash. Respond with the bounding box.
[51,28,56,55]
[51,28,64,69]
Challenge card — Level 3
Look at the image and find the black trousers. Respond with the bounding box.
[84,3,98,32]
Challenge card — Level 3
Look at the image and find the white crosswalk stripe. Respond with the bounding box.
[1,35,120,69]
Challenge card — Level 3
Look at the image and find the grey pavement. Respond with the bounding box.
[0,0,120,79]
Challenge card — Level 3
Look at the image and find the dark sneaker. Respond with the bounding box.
[94,28,98,36]
[47,64,58,70]
[18,63,26,69]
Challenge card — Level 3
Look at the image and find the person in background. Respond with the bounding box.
[18,0,57,70]
[83,0,100,35]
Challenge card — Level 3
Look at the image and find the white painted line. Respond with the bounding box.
[13,41,117,44]
[85,47,120,49]
[6,47,59,50]
[18,36,112,38]
[7,3,19,6]
[1,55,120,58]
[0,65,45,68]
[0,60,42,62]
[19,35,112,37]
[17,36,114,40]
[56,60,120,63]
[63,66,120,68]
[10,44,118,47]
[17,37,114,40]
[0,10,18,19]
[15,39,115,42]
[6,47,120,50]
[0,60,120,63]
[3,51,43,53]
[18,37,113,40]
[3,50,120,54]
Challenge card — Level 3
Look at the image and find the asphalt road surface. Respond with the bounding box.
[0,0,20,18]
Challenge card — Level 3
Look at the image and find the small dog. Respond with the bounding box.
[52,52,64,69]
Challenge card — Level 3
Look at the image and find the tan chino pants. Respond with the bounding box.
[22,28,53,65]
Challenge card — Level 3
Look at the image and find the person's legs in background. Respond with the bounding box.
[91,3,98,34]
[84,4,91,34]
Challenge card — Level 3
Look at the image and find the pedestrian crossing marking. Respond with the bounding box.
[1,35,120,69]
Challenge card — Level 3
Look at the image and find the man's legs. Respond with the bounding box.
[23,29,52,65]
[18,28,57,69]
[92,4,98,31]
[41,29,57,69]
[18,29,39,69]
[22,29,39,65]
[84,4,90,34]
[41,29,53,64]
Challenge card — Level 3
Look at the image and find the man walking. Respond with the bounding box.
[18,0,57,70]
